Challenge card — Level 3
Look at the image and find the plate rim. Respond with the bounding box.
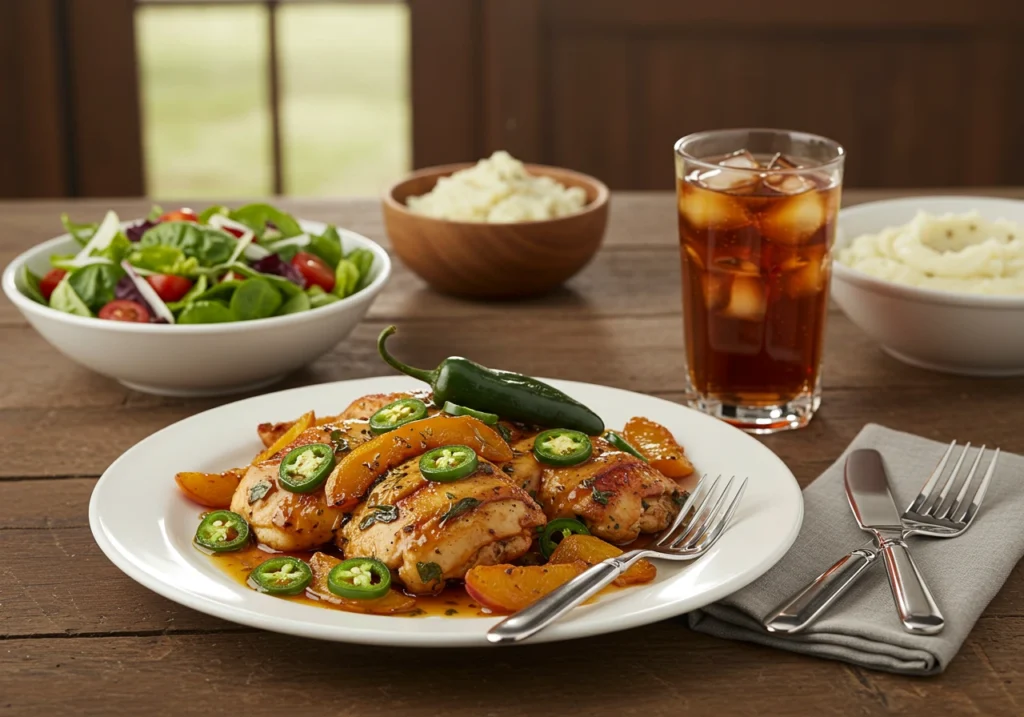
[89,375,804,647]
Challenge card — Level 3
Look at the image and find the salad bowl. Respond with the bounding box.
[2,218,391,396]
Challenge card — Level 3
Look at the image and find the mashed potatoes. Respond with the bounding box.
[406,151,588,223]
[838,211,1024,295]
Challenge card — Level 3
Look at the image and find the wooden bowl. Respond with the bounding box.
[382,163,609,299]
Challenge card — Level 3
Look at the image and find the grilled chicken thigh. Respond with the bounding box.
[506,436,683,544]
[231,421,372,551]
[340,457,546,594]
[256,391,432,447]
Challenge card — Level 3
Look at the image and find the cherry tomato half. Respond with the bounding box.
[146,274,193,303]
[291,252,335,293]
[98,299,151,323]
[159,208,198,223]
[39,269,67,301]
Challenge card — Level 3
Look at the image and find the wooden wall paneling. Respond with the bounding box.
[549,34,635,188]
[546,0,1024,30]
[640,30,976,189]
[0,0,68,198]
[63,0,145,196]
[480,0,544,161]
[1000,40,1024,187]
[964,34,1016,186]
[409,0,483,168]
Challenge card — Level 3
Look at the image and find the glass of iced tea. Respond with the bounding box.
[675,129,844,433]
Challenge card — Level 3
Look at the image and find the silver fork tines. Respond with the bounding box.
[672,476,736,549]
[904,443,1000,530]
[954,448,999,526]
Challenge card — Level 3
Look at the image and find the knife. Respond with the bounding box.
[843,449,944,635]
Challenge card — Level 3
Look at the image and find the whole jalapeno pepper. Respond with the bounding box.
[377,326,604,435]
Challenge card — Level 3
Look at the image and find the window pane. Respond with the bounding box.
[278,3,409,195]
[136,5,272,199]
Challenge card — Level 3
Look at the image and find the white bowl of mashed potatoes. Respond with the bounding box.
[383,152,608,299]
[833,196,1024,376]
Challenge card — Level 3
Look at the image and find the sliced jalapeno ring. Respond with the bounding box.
[279,442,335,493]
[539,518,591,558]
[248,556,312,596]
[419,445,479,482]
[194,510,250,553]
[604,430,648,462]
[328,557,392,600]
[441,401,499,425]
[369,398,429,434]
[533,429,592,467]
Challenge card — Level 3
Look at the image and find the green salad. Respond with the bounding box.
[15,204,376,324]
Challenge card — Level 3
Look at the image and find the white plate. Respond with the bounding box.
[89,376,803,646]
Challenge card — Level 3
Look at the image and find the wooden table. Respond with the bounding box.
[3,190,1024,716]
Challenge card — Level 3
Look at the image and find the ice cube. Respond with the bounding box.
[759,191,828,245]
[721,149,761,169]
[699,151,759,193]
[785,256,829,297]
[713,256,761,276]
[720,276,767,320]
[703,271,733,311]
[766,153,802,170]
[683,243,706,270]
[764,174,814,195]
[679,183,752,230]
[762,153,817,195]
[701,169,760,192]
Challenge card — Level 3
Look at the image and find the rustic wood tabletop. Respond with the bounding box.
[3,190,1023,716]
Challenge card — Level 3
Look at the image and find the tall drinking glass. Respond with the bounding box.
[675,129,845,433]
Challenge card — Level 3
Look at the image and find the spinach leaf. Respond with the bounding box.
[308,287,341,309]
[15,266,46,304]
[440,497,481,525]
[229,263,302,298]
[333,258,360,298]
[97,234,134,264]
[416,561,442,585]
[359,504,399,530]
[177,300,234,324]
[229,204,303,238]
[128,244,199,276]
[49,276,93,317]
[272,244,299,263]
[229,278,283,321]
[146,205,164,221]
[61,213,98,246]
[194,279,243,304]
[140,222,235,267]
[276,291,310,315]
[68,264,124,312]
[346,248,375,290]
[198,205,230,223]
[166,274,209,312]
[307,226,342,269]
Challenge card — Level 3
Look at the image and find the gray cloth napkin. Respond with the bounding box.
[687,423,1024,675]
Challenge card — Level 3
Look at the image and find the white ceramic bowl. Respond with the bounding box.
[2,219,391,396]
[832,196,1024,376]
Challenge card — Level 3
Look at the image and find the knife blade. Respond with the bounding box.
[845,449,944,635]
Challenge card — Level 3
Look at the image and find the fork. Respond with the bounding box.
[764,442,1000,634]
[487,473,748,644]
